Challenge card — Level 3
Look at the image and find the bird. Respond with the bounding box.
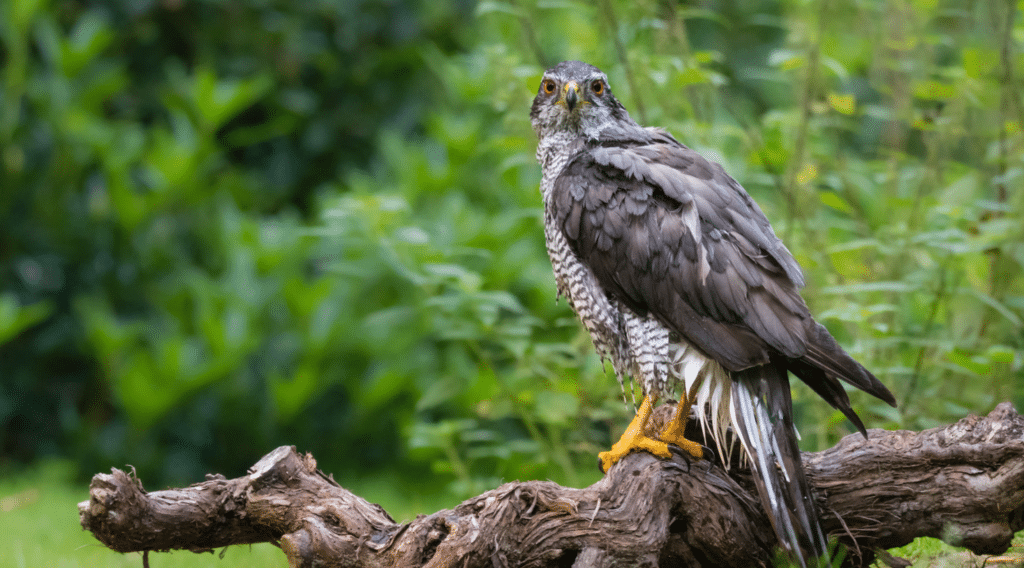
[530,60,896,567]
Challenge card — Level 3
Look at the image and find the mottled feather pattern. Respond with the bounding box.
[554,141,815,370]
[538,126,734,440]
[537,130,634,395]
[531,60,896,567]
[623,310,671,398]
[550,134,894,411]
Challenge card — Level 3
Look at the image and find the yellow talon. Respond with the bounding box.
[598,395,672,472]
[658,394,704,460]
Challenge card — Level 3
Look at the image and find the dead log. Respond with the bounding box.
[78,402,1024,568]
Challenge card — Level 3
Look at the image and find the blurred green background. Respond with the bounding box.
[1,0,1022,565]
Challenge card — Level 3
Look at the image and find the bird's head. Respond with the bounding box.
[530,60,634,141]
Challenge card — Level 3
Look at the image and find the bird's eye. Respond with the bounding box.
[542,79,556,94]
[591,80,604,95]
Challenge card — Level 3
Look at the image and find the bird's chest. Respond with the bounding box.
[540,174,626,362]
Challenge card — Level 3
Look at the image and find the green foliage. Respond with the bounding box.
[0,0,475,482]
[311,56,615,491]
[1,2,1022,548]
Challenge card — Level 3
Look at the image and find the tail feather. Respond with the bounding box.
[803,322,896,407]
[731,362,829,568]
[787,357,867,435]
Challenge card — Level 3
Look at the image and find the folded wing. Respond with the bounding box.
[551,133,895,428]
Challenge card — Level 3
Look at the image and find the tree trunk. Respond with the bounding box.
[78,403,1024,568]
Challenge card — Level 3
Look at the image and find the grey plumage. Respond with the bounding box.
[531,60,896,567]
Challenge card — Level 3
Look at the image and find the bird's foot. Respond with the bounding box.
[598,430,671,473]
[658,402,704,460]
[598,394,671,473]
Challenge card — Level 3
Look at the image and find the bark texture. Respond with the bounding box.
[78,403,1024,568]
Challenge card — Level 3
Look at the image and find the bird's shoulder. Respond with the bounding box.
[554,130,804,289]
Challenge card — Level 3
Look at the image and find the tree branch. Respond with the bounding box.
[79,403,1024,568]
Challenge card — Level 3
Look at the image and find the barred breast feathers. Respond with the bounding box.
[538,131,734,460]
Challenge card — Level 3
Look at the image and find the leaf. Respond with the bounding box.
[945,349,990,377]
[968,290,1023,328]
[827,92,856,115]
[270,365,322,421]
[819,191,853,214]
[913,80,956,101]
[963,48,998,79]
[188,68,274,131]
[820,282,918,295]
[0,295,52,345]
[532,390,579,426]
[63,11,114,75]
[474,1,523,16]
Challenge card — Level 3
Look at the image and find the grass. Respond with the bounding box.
[3,459,1021,568]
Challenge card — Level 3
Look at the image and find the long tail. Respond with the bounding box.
[792,322,896,437]
[730,361,829,568]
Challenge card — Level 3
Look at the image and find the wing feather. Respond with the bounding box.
[555,142,806,370]
[550,124,896,568]
[552,138,897,410]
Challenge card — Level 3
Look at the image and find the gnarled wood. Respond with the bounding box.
[79,403,1024,568]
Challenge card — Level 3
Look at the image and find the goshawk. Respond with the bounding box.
[530,60,896,567]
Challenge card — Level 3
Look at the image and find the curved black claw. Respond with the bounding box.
[698,443,717,471]
[666,441,719,474]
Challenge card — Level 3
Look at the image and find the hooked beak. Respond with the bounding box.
[562,81,580,112]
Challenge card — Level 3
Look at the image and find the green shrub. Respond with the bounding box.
[0,0,1020,501]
